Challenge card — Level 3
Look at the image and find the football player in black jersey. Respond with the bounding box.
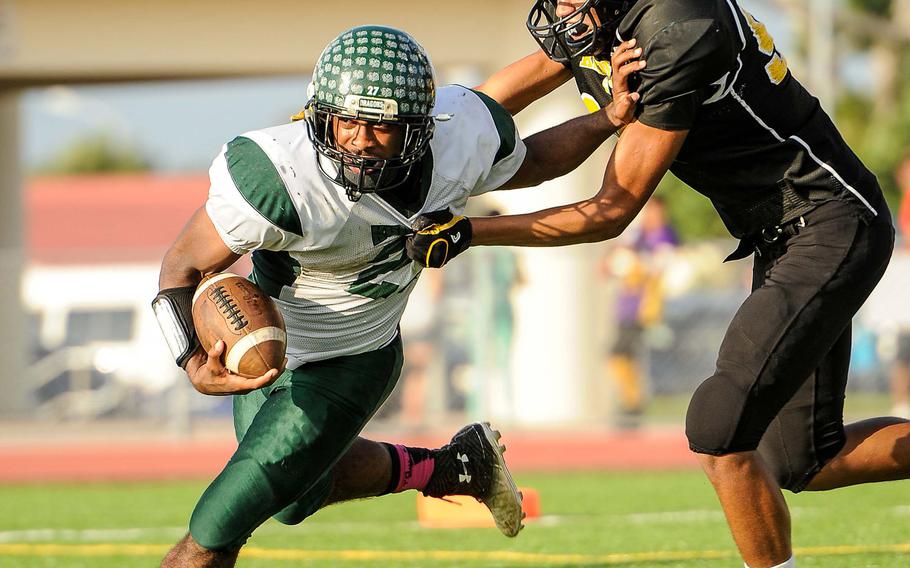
[406,2,909,566]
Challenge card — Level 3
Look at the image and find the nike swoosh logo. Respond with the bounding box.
[451,232,461,244]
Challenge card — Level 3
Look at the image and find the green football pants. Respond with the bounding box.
[189,336,403,550]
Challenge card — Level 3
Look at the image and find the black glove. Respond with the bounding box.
[406,210,473,268]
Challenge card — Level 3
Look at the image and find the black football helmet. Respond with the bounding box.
[527,0,637,63]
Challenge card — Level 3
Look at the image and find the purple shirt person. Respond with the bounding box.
[613,196,679,325]
[602,195,678,424]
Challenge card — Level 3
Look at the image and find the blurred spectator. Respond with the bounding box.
[890,152,910,418]
[601,195,678,427]
[469,210,525,420]
[395,269,444,429]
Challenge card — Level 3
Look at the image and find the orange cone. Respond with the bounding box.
[416,487,540,529]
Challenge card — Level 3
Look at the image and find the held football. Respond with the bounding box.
[192,273,286,378]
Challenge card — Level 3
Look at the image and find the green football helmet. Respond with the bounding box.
[302,25,437,201]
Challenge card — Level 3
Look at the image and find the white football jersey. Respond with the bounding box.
[205,85,526,368]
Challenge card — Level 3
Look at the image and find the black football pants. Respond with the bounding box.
[686,199,894,492]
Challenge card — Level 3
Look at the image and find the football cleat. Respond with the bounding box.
[423,422,524,537]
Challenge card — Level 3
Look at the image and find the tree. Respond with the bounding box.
[850,0,892,18]
[38,133,151,174]
[839,0,910,206]
[655,176,728,242]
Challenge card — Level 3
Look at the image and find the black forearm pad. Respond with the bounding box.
[152,285,200,369]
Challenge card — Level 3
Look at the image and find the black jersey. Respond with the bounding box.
[568,0,885,239]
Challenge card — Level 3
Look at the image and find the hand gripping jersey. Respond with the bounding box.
[568,0,885,241]
[206,85,526,367]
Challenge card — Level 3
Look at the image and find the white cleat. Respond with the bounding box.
[477,422,524,537]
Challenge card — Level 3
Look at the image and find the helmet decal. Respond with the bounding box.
[311,26,435,116]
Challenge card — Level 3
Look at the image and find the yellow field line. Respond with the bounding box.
[0,542,908,564]
[0,544,168,557]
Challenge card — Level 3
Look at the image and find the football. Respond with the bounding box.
[192,273,286,378]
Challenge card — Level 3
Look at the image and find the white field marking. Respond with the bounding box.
[532,515,574,527]
[0,521,424,544]
[622,510,726,524]
[3,543,910,564]
[192,273,241,305]
[1,505,875,546]
[0,527,186,543]
[534,507,831,528]
[0,507,809,546]
[225,326,286,372]
[618,506,822,525]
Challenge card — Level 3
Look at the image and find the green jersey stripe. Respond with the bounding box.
[226,136,303,236]
[251,250,301,298]
[470,89,517,166]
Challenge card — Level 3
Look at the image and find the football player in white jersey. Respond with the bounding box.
[152,25,643,568]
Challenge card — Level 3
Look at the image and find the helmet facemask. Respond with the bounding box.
[527,0,634,63]
[304,99,435,202]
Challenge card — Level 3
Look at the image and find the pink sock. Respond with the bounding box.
[392,444,435,493]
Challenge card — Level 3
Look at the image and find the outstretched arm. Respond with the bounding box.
[405,42,652,268]
[474,50,572,115]
[473,122,688,246]
[405,121,687,268]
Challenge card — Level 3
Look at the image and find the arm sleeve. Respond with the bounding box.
[635,18,736,130]
[468,89,528,196]
[204,147,288,254]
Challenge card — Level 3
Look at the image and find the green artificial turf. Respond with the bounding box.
[0,470,907,567]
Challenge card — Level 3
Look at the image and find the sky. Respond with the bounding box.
[22,76,310,173]
[21,1,865,174]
